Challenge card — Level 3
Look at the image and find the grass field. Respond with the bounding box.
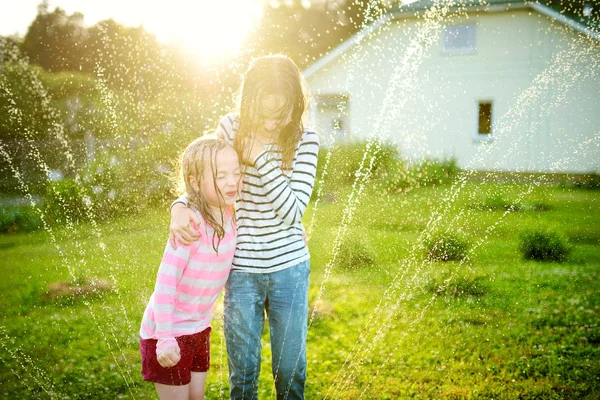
[0,180,598,399]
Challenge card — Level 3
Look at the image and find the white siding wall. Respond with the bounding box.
[306,8,600,173]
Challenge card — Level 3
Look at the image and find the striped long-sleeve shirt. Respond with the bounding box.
[174,114,320,273]
[140,210,236,355]
[217,113,320,273]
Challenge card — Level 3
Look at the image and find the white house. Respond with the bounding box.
[304,0,600,173]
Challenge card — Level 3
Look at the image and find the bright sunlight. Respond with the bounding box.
[143,0,264,61]
[0,0,264,62]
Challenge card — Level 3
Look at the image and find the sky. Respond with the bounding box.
[0,0,266,60]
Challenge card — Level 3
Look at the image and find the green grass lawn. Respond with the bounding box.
[0,181,598,399]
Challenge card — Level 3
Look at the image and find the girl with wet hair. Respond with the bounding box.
[140,136,241,400]
[170,55,320,399]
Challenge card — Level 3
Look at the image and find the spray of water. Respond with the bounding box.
[0,325,60,398]
[0,46,139,397]
[309,0,455,329]
[0,140,137,398]
[1,0,599,397]
[326,29,599,396]
[355,132,599,398]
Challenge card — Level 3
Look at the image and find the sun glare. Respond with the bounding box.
[31,0,265,64]
[143,1,264,62]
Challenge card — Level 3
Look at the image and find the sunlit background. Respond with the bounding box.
[1,0,265,62]
[0,0,421,62]
[1,0,599,398]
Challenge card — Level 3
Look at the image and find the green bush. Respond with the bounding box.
[412,158,459,187]
[42,144,178,227]
[558,173,600,191]
[335,235,375,269]
[44,161,139,226]
[122,149,178,207]
[0,48,65,192]
[79,157,129,221]
[470,191,552,212]
[0,206,41,233]
[474,192,522,211]
[42,164,137,226]
[524,201,552,211]
[486,192,513,210]
[316,140,400,189]
[519,229,571,262]
[425,233,470,262]
[44,178,88,225]
[373,158,415,193]
[315,141,459,195]
[573,173,600,190]
[42,70,100,100]
[426,274,487,297]
[374,158,460,194]
[79,153,176,221]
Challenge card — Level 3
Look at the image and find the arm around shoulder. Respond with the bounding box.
[169,196,201,247]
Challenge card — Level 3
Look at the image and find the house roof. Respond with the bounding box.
[304,0,599,79]
[399,0,599,32]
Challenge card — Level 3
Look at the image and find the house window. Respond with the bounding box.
[477,101,493,137]
[442,24,476,54]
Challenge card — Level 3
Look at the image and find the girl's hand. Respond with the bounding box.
[157,345,181,368]
[170,204,201,248]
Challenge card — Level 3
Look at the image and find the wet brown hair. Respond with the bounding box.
[179,135,234,252]
[234,55,307,170]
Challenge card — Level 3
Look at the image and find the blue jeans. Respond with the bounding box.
[224,260,310,400]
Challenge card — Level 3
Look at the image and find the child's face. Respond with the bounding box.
[254,93,293,136]
[194,146,241,210]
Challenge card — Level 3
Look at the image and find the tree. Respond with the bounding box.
[242,0,390,68]
[0,41,65,191]
[20,2,199,99]
[544,0,600,32]
[21,1,86,72]
[0,42,56,142]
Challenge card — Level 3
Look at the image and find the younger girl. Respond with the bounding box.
[140,136,241,400]
[170,55,319,399]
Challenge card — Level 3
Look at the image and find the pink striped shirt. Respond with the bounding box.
[140,208,236,355]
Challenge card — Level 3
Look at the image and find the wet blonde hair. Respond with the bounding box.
[179,135,235,252]
[234,55,307,170]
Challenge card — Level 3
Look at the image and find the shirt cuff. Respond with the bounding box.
[169,195,189,212]
[156,338,178,356]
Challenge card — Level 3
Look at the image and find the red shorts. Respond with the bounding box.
[140,327,211,386]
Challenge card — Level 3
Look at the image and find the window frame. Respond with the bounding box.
[473,99,494,142]
[441,23,477,55]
